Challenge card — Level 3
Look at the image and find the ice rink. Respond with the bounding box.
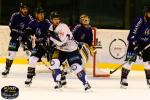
[0,64,150,100]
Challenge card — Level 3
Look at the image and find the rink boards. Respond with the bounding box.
[0,26,145,71]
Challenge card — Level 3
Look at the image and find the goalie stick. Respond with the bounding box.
[110,44,150,74]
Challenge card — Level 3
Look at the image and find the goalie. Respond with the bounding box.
[120,6,150,88]
[60,14,96,86]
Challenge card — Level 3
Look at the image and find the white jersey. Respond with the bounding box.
[49,23,78,52]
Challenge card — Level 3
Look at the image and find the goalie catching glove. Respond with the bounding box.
[89,46,96,56]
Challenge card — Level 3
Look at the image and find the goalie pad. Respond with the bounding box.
[79,44,90,63]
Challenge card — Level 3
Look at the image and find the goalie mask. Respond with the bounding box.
[80,14,90,25]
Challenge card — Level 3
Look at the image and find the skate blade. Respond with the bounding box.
[62,85,67,88]
[25,84,31,87]
[85,88,93,93]
[120,85,127,89]
[2,75,8,78]
[54,88,63,92]
[25,82,32,87]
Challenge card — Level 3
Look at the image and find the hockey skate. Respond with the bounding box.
[146,79,150,88]
[54,81,62,91]
[25,78,33,86]
[84,82,92,92]
[2,69,10,77]
[120,78,128,89]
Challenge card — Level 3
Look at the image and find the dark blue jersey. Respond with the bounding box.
[9,12,33,31]
[27,19,51,42]
[72,24,93,46]
[128,16,150,44]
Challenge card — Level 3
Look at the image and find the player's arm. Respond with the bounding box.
[25,21,36,48]
[49,31,69,46]
[128,17,143,54]
[9,13,21,37]
[50,24,71,46]
[9,13,17,30]
[72,24,80,40]
[28,15,34,22]
[127,17,143,45]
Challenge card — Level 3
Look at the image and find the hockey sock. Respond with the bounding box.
[5,58,13,70]
[27,67,35,78]
[121,67,130,80]
[61,71,66,82]
[52,69,62,82]
[77,70,87,85]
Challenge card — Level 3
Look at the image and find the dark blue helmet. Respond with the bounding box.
[50,11,61,19]
[20,2,29,8]
[35,7,45,13]
[144,6,150,13]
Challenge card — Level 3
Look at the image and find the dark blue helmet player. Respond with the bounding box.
[25,7,51,85]
[2,2,33,77]
[120,6,150,88]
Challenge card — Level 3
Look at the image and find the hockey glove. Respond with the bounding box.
[89,46,96,56]
[133,44,143,57]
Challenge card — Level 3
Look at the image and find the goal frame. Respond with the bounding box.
[92,27,110,77]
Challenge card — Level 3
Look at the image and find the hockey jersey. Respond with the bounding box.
[49,23,78,52]
[9,12,33,32]
[27,19,51,43]
[72,24,93,46]
[128,16,150,44]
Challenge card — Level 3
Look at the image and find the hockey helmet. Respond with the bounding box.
[20,2,29,9]
[50,11,61,19]
[144,6,150,13]
[35,7,45,14]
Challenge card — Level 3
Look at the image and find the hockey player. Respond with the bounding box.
[73,14,93,49]
[1,3,33,77]
[120,6,150,88]
[60,14,96,86]
[24,8,51,85]
[48,11,91,91]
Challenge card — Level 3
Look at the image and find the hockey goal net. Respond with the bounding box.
[83,27,110,77]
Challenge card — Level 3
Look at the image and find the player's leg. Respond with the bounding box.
[60,61,68,86]
[49,50,63,89]
[2,39,20,76]
[25,45,44,85]
[25,56,38,85]
[142,47,150,88]
[60,44,89,86]
[144,62,150,87]
[120,44,137,88]
[68,50,91,91]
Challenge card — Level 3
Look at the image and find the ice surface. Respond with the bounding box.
[0,64,150,100]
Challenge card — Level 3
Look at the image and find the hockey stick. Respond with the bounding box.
[110,44,150,74]
[109,58,132,74]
